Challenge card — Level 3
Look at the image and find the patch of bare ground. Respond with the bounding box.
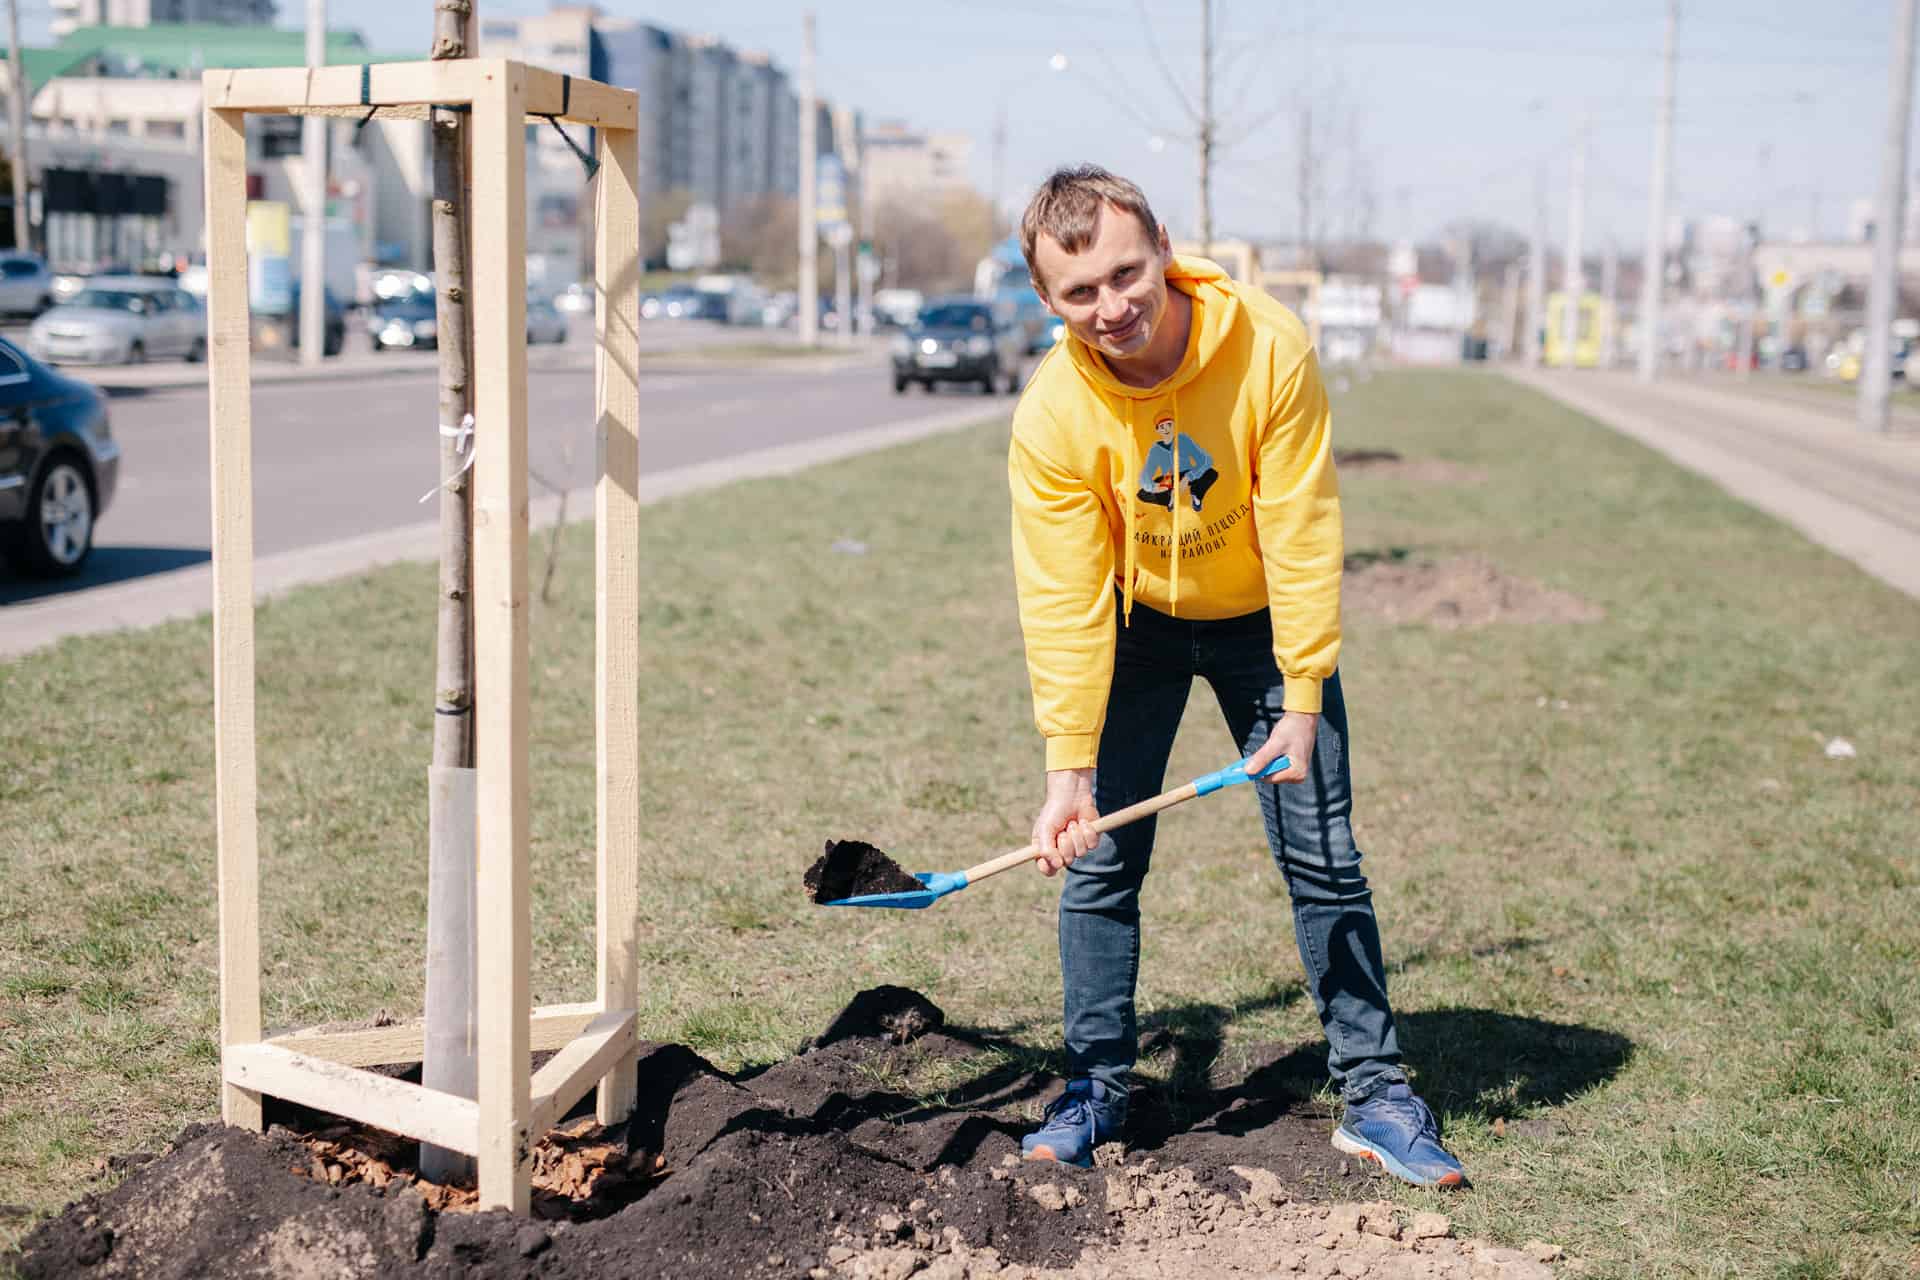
[7,988,1574,1280]
[1343,555,1602,629]
[1334,449,1487,487]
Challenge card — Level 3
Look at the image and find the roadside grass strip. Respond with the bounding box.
[1,371,1916,1274]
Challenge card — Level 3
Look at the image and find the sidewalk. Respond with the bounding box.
[1503,367,1920,599]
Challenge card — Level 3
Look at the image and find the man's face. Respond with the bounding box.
[1031,205,1171,362]
[1154,418,1174,443]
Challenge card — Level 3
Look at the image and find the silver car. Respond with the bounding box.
[28,277,207,365]
[0,252,53,317]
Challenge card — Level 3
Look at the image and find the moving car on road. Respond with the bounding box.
[891,298,1026,395]
[369,289,438,352]
[0,336,117,576]
[27,277,207,365]
[527,294,569,344]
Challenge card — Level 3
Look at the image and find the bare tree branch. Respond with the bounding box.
[1131,0,1202,126]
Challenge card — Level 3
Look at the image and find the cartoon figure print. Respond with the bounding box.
[1136,417,1219,513]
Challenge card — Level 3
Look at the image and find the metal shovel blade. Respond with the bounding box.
[819,870,967,910]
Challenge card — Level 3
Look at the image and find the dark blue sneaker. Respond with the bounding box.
[1021,1078,1121,1167]
[1333,1082,1467,1188]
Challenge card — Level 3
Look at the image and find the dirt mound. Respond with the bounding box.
[1334,449,1486,487]
[8,989,1572,1280]
[1344,555,1602,629]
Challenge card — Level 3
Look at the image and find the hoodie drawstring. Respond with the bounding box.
[1168,410,1181,618]
[1122,406,1139,626]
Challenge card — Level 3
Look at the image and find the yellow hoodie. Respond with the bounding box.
[1008,255,1342,771]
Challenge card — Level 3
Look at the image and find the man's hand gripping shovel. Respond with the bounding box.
[817,754,1290,910]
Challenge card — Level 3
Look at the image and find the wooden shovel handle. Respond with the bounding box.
[959,782,1202,885]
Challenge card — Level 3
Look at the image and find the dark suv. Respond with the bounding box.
[0,337,117,576]
[891,299,1026,395]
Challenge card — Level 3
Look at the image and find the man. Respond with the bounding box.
[1007,165,1464,1188]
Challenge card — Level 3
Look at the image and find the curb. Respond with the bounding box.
[0,402,1008,660]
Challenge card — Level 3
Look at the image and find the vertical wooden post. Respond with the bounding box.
[205,103,262,1132]
[469,63,532,1214]
[593,125,642,1126]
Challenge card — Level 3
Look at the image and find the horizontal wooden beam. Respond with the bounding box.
[266,1001,601,1068]
[224,1042,480,1155]
[527,1010,637,1137]
[200,59,636,129]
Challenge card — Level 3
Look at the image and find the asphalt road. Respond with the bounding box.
[0,349,1014,609]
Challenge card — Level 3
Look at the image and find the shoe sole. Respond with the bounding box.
[1022,1144,1091,1169]
[1331,1128,1466,1188]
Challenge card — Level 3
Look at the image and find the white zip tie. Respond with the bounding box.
[418,413,476,503]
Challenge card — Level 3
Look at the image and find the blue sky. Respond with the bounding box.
[27,0,1907,250]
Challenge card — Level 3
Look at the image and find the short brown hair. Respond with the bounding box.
[1020,165,1163,293]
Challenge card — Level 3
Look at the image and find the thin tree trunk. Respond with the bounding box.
[420,0,478,1185]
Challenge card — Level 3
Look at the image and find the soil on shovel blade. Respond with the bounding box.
[804,839,924,903]
[8,985,1573,1280]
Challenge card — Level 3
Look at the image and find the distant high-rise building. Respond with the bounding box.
[861,121,972,206]
[51,0,276,39]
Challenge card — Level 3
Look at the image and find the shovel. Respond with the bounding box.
[820,753,1291,909]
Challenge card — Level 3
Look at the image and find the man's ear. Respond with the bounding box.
[1156,223,1173,260]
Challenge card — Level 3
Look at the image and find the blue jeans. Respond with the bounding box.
[1058,599,1405,1119]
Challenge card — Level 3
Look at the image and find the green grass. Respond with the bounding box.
[3,370,1917,1276]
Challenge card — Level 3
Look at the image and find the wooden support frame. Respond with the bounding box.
[204,59,643,1215]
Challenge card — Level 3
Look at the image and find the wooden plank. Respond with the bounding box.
[203,60,483,112]
[205,105,261,1133]
[266,1002,601,1069]
[593,124,643,1128]
[200,61,636,129]
[524,64,638,129]
[527,1010,637,1137]
[224,1043,480,1155]
[470,61,532,1216]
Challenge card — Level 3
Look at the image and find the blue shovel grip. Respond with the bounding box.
[1192,754,1291,796]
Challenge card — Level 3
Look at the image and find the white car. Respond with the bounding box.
[28,277,207,365]
[0,252,53,317]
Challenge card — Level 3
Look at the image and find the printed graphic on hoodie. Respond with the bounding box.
[1135,417,1219,513]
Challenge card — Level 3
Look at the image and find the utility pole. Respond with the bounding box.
[1526,161,1547,365]
[299,0,327,366]
[5,0,29,253]
[1638,0,1678,381]
[1498,260,1521,359]
[1561,121,1587,369]
[419,0,480,1185]
[1599,238,1618,367]
[797,11,819,348]
[1197,0,1213,255]
[990,100,1007,237]
[1859,0,1918,433]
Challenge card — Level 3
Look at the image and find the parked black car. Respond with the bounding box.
[0,336,117,576]
[890,299,1026,395]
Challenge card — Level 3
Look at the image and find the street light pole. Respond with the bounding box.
[797,11,819,348]
[1859,0,1918,433]
[1561,120,1587,370]
[5,0,29,253]
[1638,0,1678,382]
[298,0,326,366]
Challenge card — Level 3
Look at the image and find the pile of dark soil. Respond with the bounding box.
[1344,555,1603,630]
[1334,448,1487,487]
[8,986,1373,1280]
[804,840,924,903]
